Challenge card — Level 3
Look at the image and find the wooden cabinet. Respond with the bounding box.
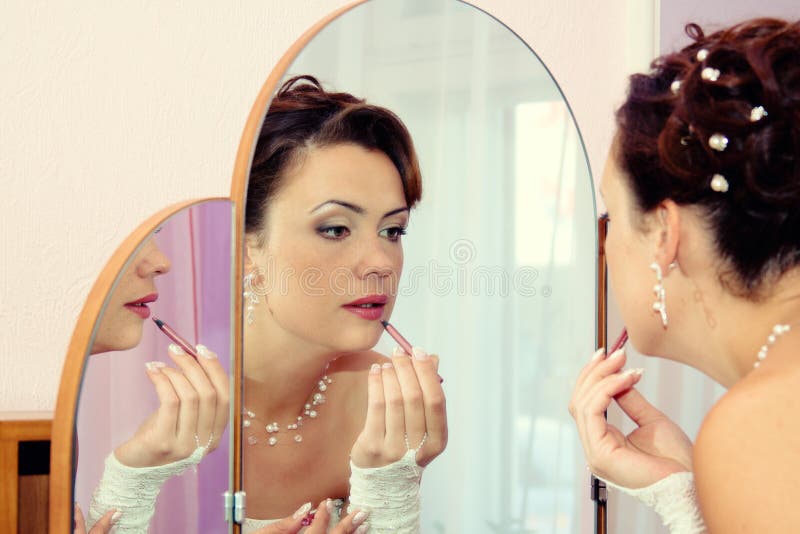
[0,412,53,534]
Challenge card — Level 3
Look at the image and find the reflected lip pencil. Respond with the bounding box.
[152,317,198,359]
[381,320,443,383]
[609,328,628,354]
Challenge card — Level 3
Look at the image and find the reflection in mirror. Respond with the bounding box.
[242,0,596,532]
[74,200,233,533]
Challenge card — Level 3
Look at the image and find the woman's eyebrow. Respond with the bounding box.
[383,207,409,218]
[309,199,364,214]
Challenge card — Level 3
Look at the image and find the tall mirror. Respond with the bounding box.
[52,199,235,532]
[239,0,596,532]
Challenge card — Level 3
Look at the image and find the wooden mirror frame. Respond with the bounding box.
[49,197,232,532]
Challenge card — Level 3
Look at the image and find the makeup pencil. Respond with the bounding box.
[381,320,443,383]
[152,317,199,359]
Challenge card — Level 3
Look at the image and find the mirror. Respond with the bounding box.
[51,199,235,532]
[239,0,596,531]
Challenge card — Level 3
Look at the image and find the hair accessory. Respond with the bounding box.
[708,133,728,152]
[710,174,729,193]
[650,262,668,328]
[696,48,709,61]
[750,105,768,122]
[244,366,334,446]
[243,267,267,325]
[755,324,791,368]
[701,67,720,82]
[670,80,682,94]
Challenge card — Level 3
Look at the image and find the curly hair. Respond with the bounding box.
[246,75,422,237]
[615,18,800,298]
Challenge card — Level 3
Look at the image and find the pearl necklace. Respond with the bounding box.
[754,324,791,368]
[243,370,334,446]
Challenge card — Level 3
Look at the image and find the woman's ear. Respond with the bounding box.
[244,233,262,272]
[651,199,681,271]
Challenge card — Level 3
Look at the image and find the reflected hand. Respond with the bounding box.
[351,346,448,469]
[74,503,117,533]
[568,348,694,488]
[250,500,369,533]
[114,344,229,467]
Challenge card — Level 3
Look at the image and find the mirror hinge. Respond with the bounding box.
[234,491,247,524]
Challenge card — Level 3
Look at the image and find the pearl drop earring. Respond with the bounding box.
[650,262,668,328]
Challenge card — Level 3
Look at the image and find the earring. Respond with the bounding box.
[650,262,668,328]
[243,267,267,325]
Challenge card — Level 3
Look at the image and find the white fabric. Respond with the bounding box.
[598,471,707,534]
[242,500,343,533]
[347,449,424,534]
[87,447,206,533]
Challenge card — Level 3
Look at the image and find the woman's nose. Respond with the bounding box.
[357,239,398,280]
[136,239,172,277]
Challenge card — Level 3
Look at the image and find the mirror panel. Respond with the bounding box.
[72,199,234,532]
[242,0,596,531]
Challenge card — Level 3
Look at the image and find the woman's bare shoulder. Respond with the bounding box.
[694,367,800,532]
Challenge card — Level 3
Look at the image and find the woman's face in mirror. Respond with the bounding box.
[248,142,408,353]
[91,237,171,355]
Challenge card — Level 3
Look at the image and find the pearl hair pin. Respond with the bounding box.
[708,133,729,152]
[671,80,682,94]
[710,174,729,193]
[750,105,768,122]
[696,48,709,61]
[755,324,791,368]
[701,67,720,82]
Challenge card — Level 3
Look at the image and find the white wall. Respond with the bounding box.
[0,0,648,414]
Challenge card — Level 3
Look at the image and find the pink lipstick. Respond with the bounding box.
[342,294,387,321]
[125,293,158,319]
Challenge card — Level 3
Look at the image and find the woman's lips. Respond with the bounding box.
[125,293,158,319]
[342,295,387,321]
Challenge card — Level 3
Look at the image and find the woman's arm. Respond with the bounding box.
[694,372,800,532]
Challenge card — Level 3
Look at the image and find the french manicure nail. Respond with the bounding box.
[325,498,333,514]
[382,362,393,369]
[353,509,369,525]
[168,343,185,356]
[111,510,122,524]
[609,348,625,360]
[145,361,166,372]
[370,363,381,374]
[591,348,606,361]
[196,344,216,359]
[393,345,406,357]
[624,368,644,377]
[412,346,429,360]
[293,502,312,519]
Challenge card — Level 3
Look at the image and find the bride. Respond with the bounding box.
[569,18,800,532]
[242,76,448,533]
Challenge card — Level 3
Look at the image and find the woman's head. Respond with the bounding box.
[612,18,800,299]
[244,76,422,353]
[92,237,171,355]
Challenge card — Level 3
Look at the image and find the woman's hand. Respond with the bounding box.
[73,504,117,534]
[351,346,447,468]
[568,347,693,488]
[251,500,369,533]
[114,343,229,467]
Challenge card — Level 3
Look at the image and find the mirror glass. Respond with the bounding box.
[243,0,596,531]
[74,199,234,532]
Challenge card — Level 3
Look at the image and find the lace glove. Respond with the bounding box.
[348,449,423,534]
[87,447,206,533]
[598,471,707,534]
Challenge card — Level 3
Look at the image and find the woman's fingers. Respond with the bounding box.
[581,368,644,447]
[381,362,406,455]
[614,384,663,427]
[409,347,447,465]
[194,344,230,450]
[329,503,369,534]
[144,362,181,439]
[159,363,200,454]
[355,363,387,466]
[167,344,215,446]
[569,348,627,417]
[391,347,427,449]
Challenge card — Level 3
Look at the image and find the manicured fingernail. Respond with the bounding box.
[393,345,407,357]
[412,346,429,360]
[196,344,216,359]
[293,502,312,519]
[624,368,644,377]
[355,524,368,534]
[111,510,122,524]
[591,348,606,361]
[145,361,166,372]
[168,343,186,356]
[353,509,369,526]
[325,498,333,514]
[370,363,381,374]
[382,362,393,369]
[609,348,625,359]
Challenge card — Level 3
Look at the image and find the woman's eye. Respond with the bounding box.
[318,225,350,240]
[380,226,408,242]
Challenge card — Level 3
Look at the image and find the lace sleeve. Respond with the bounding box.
[87,447,206,533]
[599,471,707,534]
[347,449,423,534]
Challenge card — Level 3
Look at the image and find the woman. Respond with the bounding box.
[76,235,230,533]
[569,18,800,532]
[242,76,447,533]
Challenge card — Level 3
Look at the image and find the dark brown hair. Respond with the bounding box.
[616,18,800,298]
[246,75,422,236]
